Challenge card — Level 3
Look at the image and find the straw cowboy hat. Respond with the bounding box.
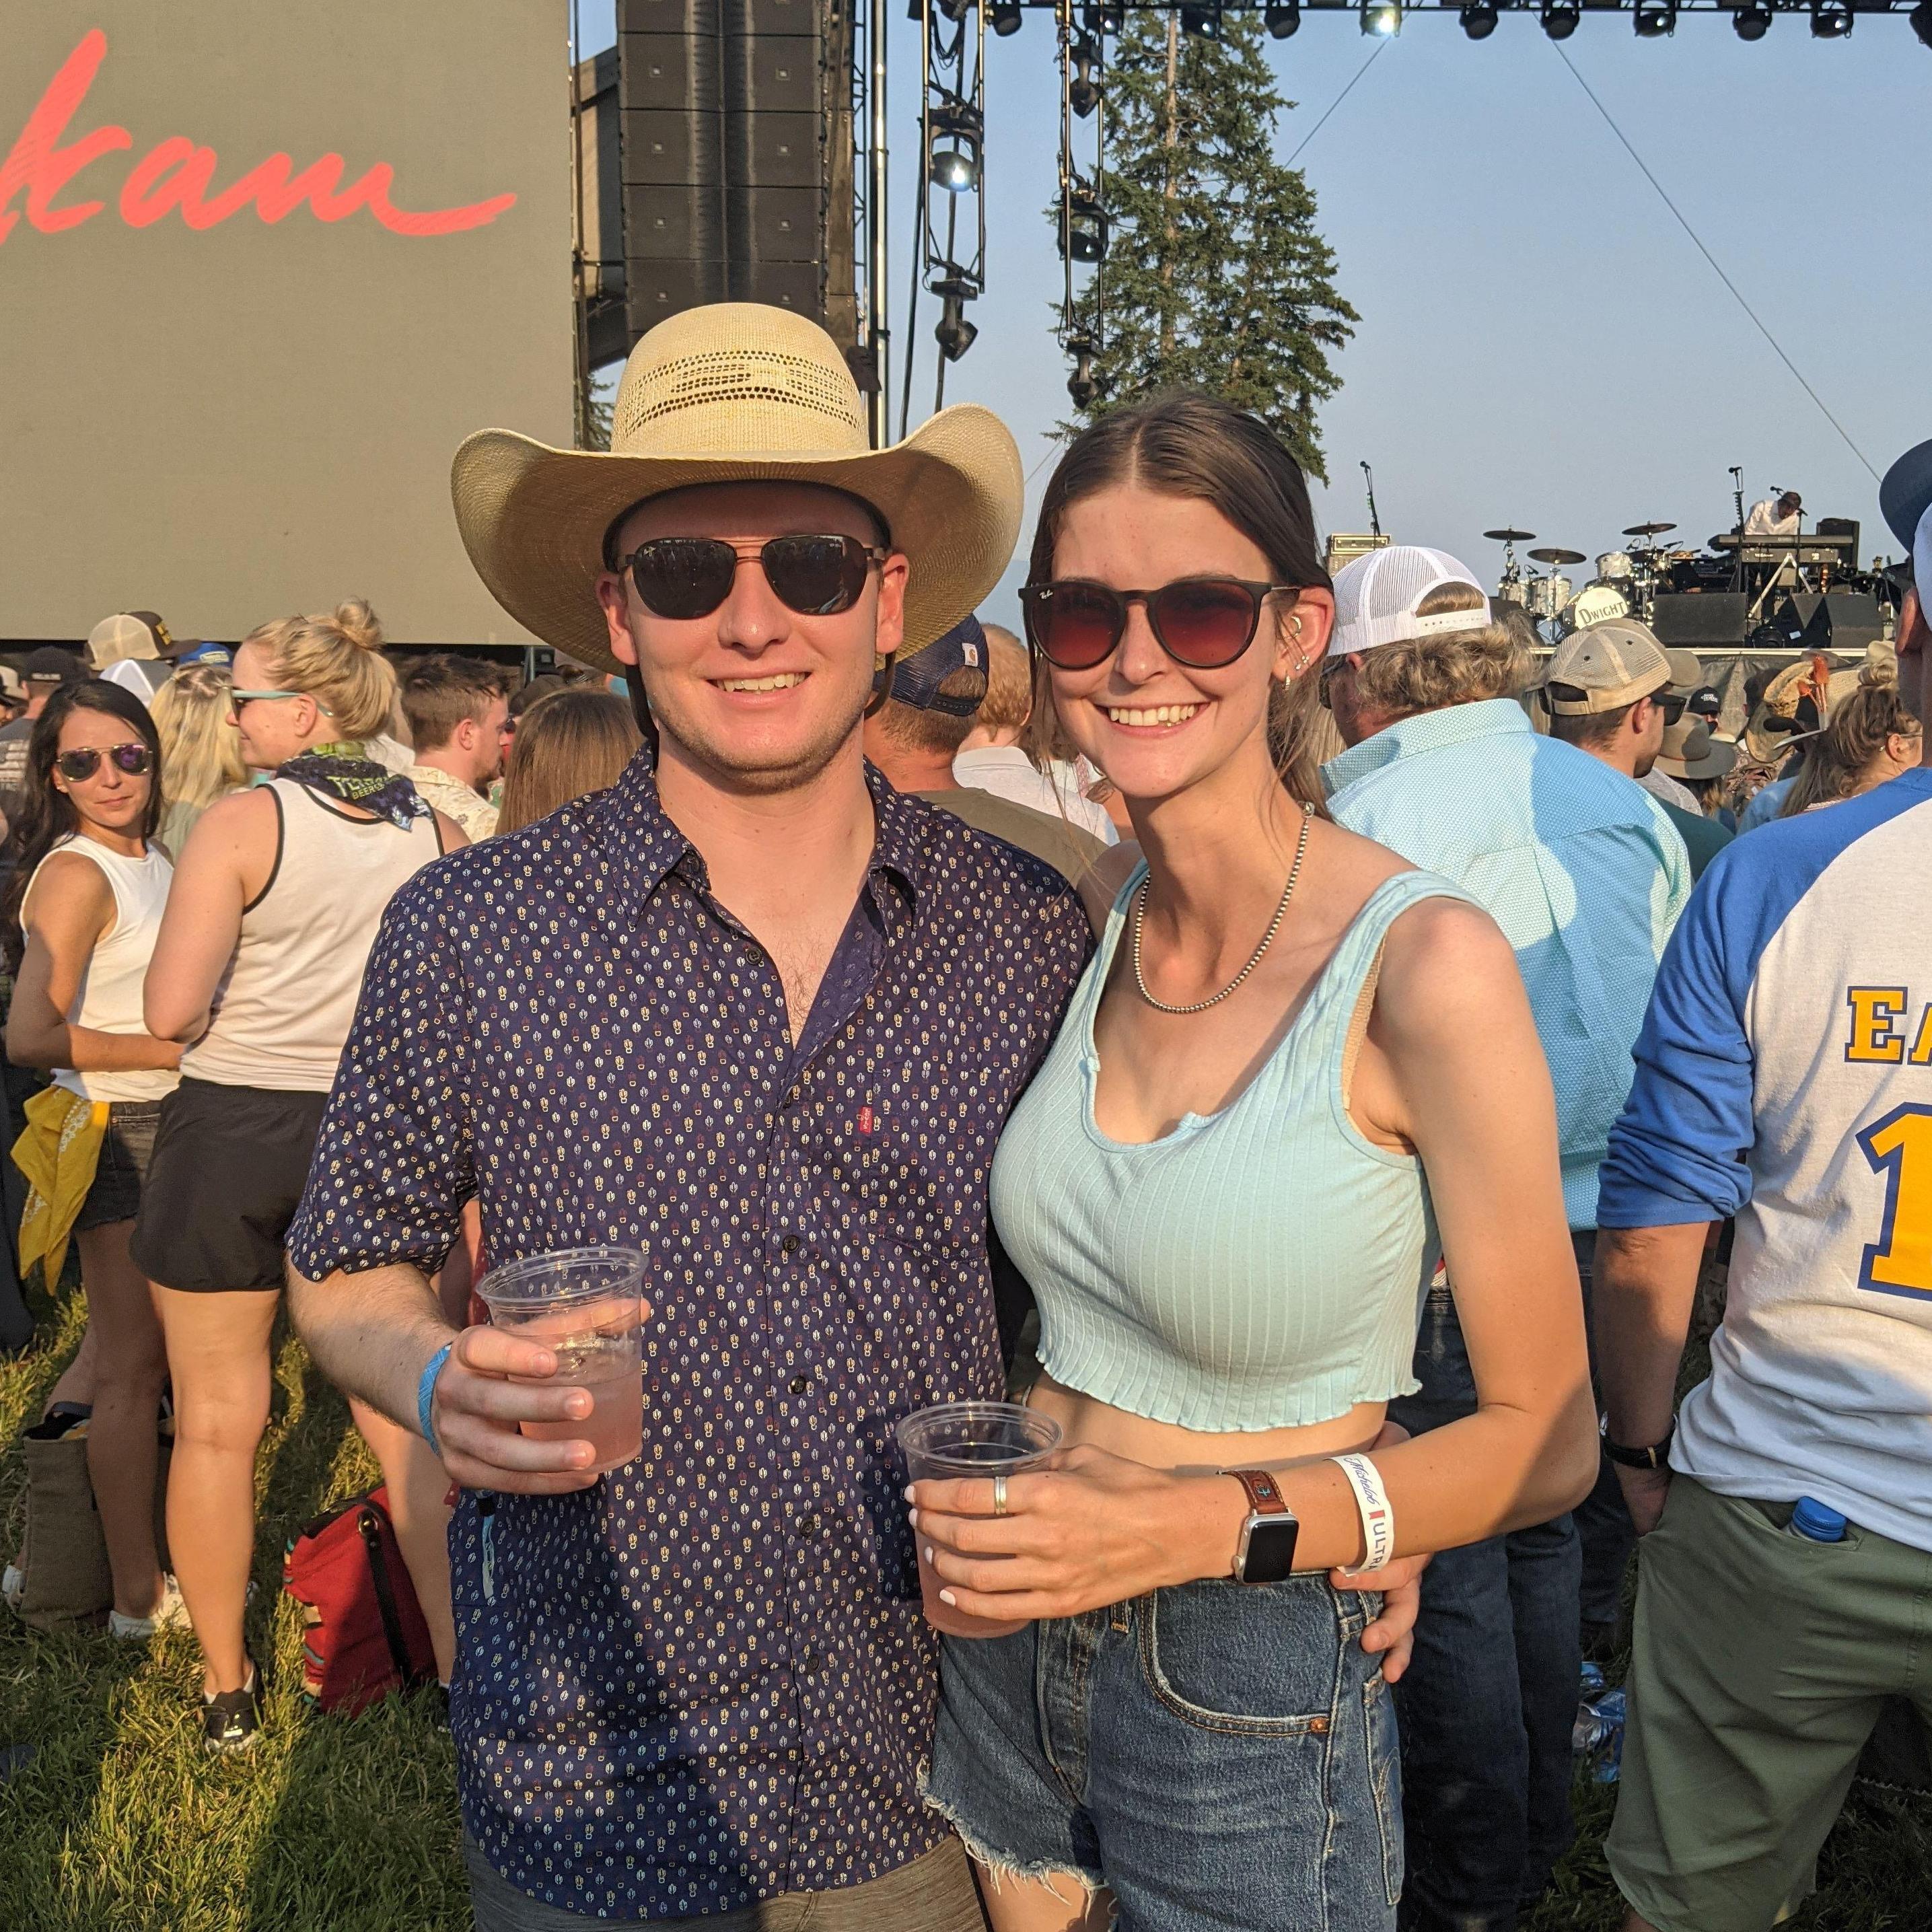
[1743,653,1863,766]
[450,304,1024,674]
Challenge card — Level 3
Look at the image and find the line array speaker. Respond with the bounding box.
[618,0,854,343]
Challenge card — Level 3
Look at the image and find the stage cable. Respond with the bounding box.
[1285,40,1389,168]
[1552,44,1878,485]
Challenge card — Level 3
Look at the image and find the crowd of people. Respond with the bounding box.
[2,297,1929,1932]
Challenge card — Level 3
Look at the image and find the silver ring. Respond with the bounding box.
[993,1474,1009,1517]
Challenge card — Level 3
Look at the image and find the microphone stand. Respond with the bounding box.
[1729,466,1745,593]
[1361,461,1382,541]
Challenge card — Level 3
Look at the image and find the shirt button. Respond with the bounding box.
[789,1374,811,1396]
[795,1513,820,1541]
[799,1649,824,1675]
[779,1234,799,1256]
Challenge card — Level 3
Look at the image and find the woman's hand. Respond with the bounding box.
[910,1442,1236,1624]
[1332,1552,1427,1684]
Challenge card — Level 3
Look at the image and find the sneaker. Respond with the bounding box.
[108,1574,190,1641]
[201,1664,262,1754]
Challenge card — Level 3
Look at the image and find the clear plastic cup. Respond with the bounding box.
[474,1246,647,1476]
[896,1400,1062,1639]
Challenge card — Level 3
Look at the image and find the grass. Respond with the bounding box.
[1,1283,1926,1931]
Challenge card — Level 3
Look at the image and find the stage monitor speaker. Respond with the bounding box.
[1780,591,1883,655]
[618,0,855,347]
[1651,593,1748,651]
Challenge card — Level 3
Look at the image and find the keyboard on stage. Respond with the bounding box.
[1711,532,1857,567]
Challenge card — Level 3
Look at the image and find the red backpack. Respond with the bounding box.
[282,1486,437,1714]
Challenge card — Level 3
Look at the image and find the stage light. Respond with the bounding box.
[1633,0,1676,34]
[936,0,972,22]
[1361,0,1402,33]
[1265,1,1302,34]
[1067,331,1098,410]
[1915,0,1932,43]
[1083,1,1124,28]
[925,100,982,194]
[1181,4,1223,36]
[1460,1,1498,36]
[1069,32,1102,116]
[1809,0,1851,32]
[991,0,1024,35]
[935,282,978,361]
[1732,0,1771,36]
[1540,0,1580,36]
[1064,181,1109,263]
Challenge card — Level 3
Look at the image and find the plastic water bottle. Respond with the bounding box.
[1790,1497,1847,1542]
[1590,1688,1626,1784]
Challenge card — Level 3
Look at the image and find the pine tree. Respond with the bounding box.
[1059,11,1355,482]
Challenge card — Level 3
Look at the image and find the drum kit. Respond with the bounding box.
[1484,522,1681,637]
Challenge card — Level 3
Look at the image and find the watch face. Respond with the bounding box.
[1244,1514,1299,1585]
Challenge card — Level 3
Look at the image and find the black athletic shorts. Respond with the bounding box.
[74,1098,163,1233]
[131,1075,330,1293]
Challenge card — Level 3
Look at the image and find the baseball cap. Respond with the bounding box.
[0,666,24,703]
[1328,547,1491,657]
[22,647,82,687]
[1655,719,1738,783]
[172,640,232,668]
[87,611,171,668]
[882,614,988,718]
[1542,620,1701,716]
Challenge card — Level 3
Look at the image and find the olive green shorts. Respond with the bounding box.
[1608,1474,1932,1932]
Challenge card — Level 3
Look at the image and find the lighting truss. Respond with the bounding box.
[964,0,1928,26]
[1056,0,1110,408]
[910,0,989,421]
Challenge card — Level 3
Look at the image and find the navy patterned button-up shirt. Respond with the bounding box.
[287,748,1091,1920]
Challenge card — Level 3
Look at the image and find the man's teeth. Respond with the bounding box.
[717,673,808,692]
[1104,703,1202,727]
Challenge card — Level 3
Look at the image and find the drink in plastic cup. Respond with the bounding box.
[475,1246,647,1476]
[896,1400,1062,1639]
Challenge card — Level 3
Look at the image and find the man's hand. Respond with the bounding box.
[1615,1462,1672,1536]
[430,1324,602,1493]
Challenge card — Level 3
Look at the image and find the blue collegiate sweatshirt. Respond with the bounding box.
[1599,765,1932,1552]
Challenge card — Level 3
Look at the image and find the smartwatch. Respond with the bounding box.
[1221,1468,1300,1584]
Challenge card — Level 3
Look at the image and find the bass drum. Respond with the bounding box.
[1528,573,1573,619]
[1565,580,1632,633]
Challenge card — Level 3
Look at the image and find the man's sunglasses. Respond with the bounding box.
[1019,577,1301,672]
[614,534,888,622]
[57,743,153,782]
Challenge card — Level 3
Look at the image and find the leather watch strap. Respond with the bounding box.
[1223,1468,1289,1516]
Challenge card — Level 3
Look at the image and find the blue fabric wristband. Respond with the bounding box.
[418,1341,455,1458]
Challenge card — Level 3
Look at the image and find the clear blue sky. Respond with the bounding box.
[581,1,1931,628]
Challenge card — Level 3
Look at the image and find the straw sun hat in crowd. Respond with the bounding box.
[450,304,1024,675]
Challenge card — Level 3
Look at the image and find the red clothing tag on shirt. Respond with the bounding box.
[858,1105,875,1135]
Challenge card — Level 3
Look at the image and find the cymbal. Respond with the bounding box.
[1623,521,1677,538]
[1484,528,1536,543]
[1528,547,1586,566]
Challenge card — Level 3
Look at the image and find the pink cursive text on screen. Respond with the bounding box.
[0,29,519,248]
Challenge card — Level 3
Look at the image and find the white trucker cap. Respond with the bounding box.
[1328,546,1491,657]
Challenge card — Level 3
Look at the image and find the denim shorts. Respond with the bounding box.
[75,1098,162,1232]
[926,1577,1402,1931]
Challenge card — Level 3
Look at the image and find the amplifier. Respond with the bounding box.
[1651,593,1748,651]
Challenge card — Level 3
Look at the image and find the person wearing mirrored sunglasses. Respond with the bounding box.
[1,678,182,1641]
[913,395,1597,1932]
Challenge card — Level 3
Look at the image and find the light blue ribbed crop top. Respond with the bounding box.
[990,865,1475,1432]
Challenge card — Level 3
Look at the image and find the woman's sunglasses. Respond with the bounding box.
[57,743,153,782]
[1019,577,1301,672]
[614,534,888,622]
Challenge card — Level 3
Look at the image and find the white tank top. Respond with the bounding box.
[182,779,443,1093]
[22,835,178,1105]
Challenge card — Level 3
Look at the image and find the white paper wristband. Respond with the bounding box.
[1330,1452,1395,1575]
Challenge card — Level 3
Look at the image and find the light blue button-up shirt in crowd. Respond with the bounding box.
[1322,699,1692,1229]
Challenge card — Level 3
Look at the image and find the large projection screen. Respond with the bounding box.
[0,5,573,645]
